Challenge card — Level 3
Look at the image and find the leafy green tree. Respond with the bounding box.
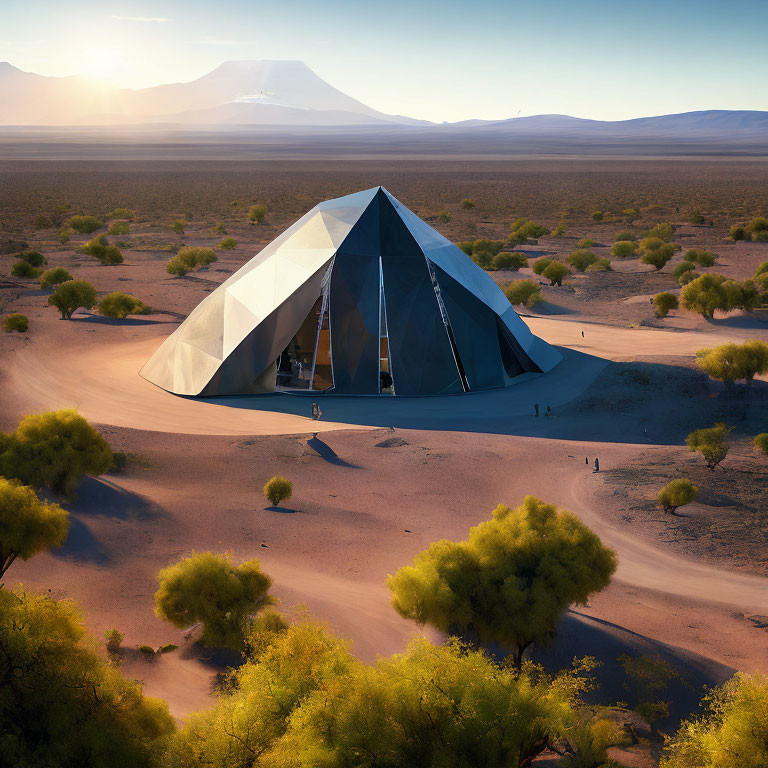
[219,236,237,250]
[10,260,40,278]
[645,222,674,241]
[387,495,617,668]
[505,279,542,308]
[491,251,527,270]
[81,234,123,265]
[0,409,114,498]
[48,279,97,319]
[67,214,102,234]
[686,423,732,470]
[754,433,768,456]
[264,476,293,506]
[567,250,598,271]
[0,587,174,767]
[98,292,150,319]
[542,260,571,286]
[680,273,730,318]
[611,240,639,258]
[683,249,717,267]
[696,340,768,386]
[154,552,275,649]
[108,220,130,236]
[661,672,768,768]
[39,266,73,289]
[20,250,47,267]
[3,313,29,333]
[0,478,69,578]
[653,292,679,318]
[619,654,679,737]
[657,478,698,516]
[249,203,267,223]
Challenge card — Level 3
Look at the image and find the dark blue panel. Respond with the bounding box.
[378,191,462,395]
[432,264,506,391]
[329,194,381,394]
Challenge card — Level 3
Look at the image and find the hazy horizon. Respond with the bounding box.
[2,0,767,123]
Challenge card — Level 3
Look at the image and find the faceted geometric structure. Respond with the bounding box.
[140,187,561,396]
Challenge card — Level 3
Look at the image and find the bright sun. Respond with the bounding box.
[82,48,128,84]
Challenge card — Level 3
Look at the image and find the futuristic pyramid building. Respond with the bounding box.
[140,187,561,396]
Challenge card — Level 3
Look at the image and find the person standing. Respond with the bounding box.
[594,457,600,472]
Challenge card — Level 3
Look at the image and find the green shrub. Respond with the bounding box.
[639,236,665,253]
[461,198,475,209]
[0,409,113,498]
[550,223,566,236]
[680,273,759,317]
[684,249,717,267]
[171,220,185,235]
[532,257,553,276]
[219,237,237,250]
[754,433,768,456]
[614,230,636,242]
[456,241,474,256]
[99,292,150,319]
[646,222,674,241]
[591,210,604,221]
[67,215,102,234]
[585,258,612,272]
[48,280,98,319]
[746,216,768,241]
[756,261,768,277]
[211,221,227,234]
[688,209,705,225]
[696,340,768,386]
[657,478,698,515]
[249,204,267,223]
[34,214,53,228]
[642,244,676,270]
[10,260,41,278]
[611,241,638,258]
[264,475,293,506]
[59,227,71,244]
[505,280,542,308]
[111,451,127,472]
[491,251,527,271]
[39,267,73,289]
[621,208,639,221]
[158,643,178,654]
[508,218,549,245]
[108,220,130,236]
[20,250,47,267]
[653,292,679,318]
[81,235,123,265]
[542,261,570,286]
[577,237,594,248]
[686,423,732,470]
[436,211,451,223]
[729,224,746,241]
[3,313,29,333]
[104,627,124,653]
[154,552,275,649]
[137,645,156,657]
[678,269,699,286]
[107,208,134,220]
[567,250,597,271]
[166,246,217,276]
[673,261,695,282]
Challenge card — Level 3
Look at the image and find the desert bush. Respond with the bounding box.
[249,203,267,223]
[20,249,47,267]
[532,257,553,275]
[645,222,674,241]
[696,340,768,386]
[461,198,475,209]
[585,258,612,272]
[614,230,636,242]
[542,260,570,286]
[107,208,134,220]
[0,477,69,577]
[264,475,293,506]
[508,218,549,245]
[10,260,41,278]
[154,552,275,649]
[610,240,638,258]
[680,273,759,317]
[159,643,178,654]
[657,478,698,515]
[167,246,217,276]
[688,209,705,225]
[0,409,114,498]
[591,210,604,221]
[653,292,679,318]
[683,249,717,267]
[491,251,527,270]
[67,215,102,234]
[621,208,639,221]
[756,261,768,277]
[104,627,124,653]
[171,220,185,235]
[686,423,732,470]
[754,433,768,455]
[59,227,71,244]
[211,221,227,234]
[639,236,665,253]
[436,211,451,223]
[39,267,73,289]
[678,269,699,286]
[577,237,594,248]
[456,241,473,256]
[567,250,598,271]
[505,279,542,308]
[745,216,768,241]
[729,224,746,241]
[111,451,127,472]
[81,235,123,265]
[467,239,504,268]
[99,292,150,319]
[661,672,768,768]
[3,313,29,333]
[34,214,53,228]
[108,220,130,236]
[219,236,237,250]
[672,261,695,282]
[48,279,97,319]
[641,242,677,270]
[550,223,566,236]
[387,495,616,668]
[620,654,679,736]
[0,587,174,767]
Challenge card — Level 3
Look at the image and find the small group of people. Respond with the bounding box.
[586,456,600,472]
[533,403,552,417]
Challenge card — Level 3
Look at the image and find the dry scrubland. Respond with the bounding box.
[1,156,768,767]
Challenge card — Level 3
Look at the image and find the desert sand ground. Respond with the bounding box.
[1,158,767,766]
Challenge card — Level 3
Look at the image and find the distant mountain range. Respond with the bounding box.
[1,59,767,145]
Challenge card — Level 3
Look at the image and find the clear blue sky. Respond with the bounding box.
[1,0,766,122]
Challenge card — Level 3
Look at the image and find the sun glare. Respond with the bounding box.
[81,47,128,84]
